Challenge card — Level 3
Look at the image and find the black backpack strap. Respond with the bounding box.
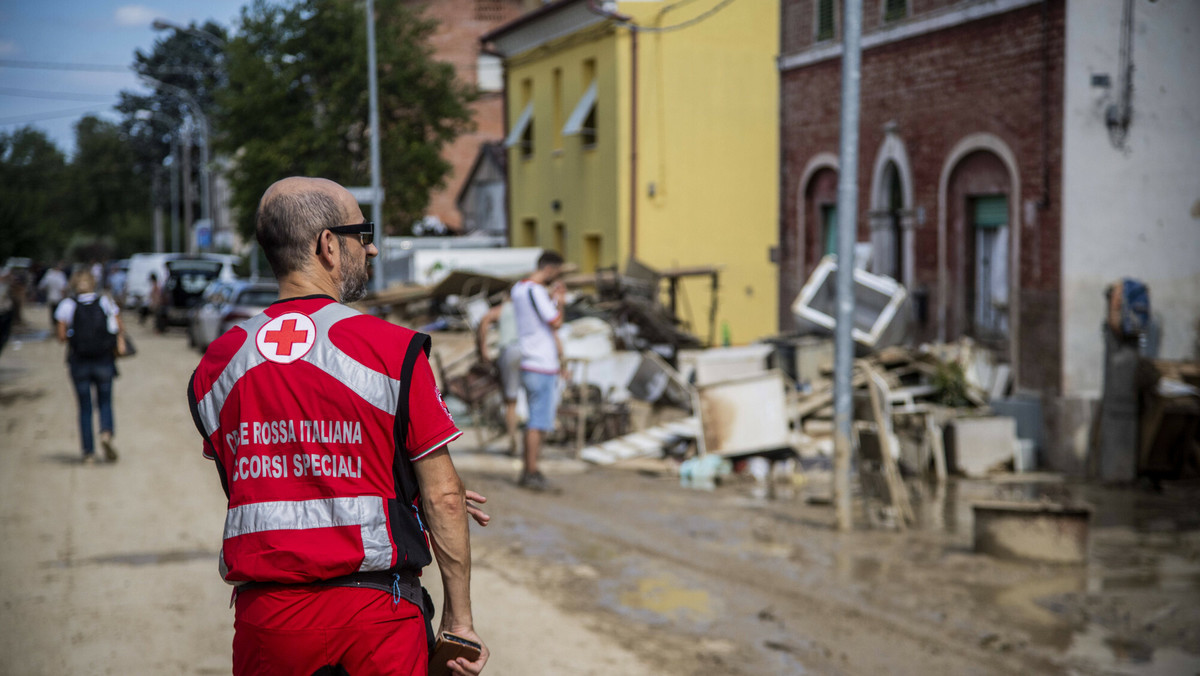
[527,284,552,324]
[394,332,431,447]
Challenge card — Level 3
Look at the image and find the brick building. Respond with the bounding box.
[780,0,1200,473]
[779,0,1065,395]
[403,0,529,232]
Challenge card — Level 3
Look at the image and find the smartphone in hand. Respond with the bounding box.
[428,632,482,676]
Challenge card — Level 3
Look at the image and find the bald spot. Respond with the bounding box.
[261,177,359,220]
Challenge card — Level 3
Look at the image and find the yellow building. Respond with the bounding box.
[482,0,779,344]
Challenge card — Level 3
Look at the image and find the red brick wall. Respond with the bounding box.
[779,0,1064,392]
[403,0,524,231]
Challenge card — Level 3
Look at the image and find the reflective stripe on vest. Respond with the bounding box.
[224,496,392,572]
[195,303,402,438]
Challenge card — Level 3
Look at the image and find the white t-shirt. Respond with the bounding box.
[511,279,560,374]
[38,269,68,304]
[55,293,121,335]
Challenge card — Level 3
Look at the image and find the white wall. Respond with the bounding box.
[1061,0,1200,398]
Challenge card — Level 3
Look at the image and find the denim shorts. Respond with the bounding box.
[520,370,559,431]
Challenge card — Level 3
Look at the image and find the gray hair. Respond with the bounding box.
[255,189,344,278]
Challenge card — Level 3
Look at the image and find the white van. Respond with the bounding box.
[125,253,240,311]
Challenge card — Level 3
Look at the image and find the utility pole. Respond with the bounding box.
[182,126,194,253]
[170,135,181,253]
[152,19,224,247]
[152,165,164,253]
[366,0,385,293]
[833,0,864,532]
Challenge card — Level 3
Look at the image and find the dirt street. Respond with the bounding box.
[3,308,1200,675]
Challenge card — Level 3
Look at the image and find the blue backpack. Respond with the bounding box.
[1119,278,1151,337]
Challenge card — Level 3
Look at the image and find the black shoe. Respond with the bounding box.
[101,436,118,462]
[517,471,551,492]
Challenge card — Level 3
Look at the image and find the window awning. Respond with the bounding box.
[562,80,597,136]
[504,102,534,148]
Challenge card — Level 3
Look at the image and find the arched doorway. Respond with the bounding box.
[946,150,1013,348]
[869,129,915,287]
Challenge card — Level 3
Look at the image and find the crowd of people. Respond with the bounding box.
[1,258,130,466]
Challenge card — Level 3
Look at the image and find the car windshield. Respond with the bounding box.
[236,289,278,307]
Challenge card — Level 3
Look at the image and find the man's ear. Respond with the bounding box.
[315,230,338,268]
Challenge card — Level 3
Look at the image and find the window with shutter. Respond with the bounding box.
[884,0,907,23]
[817,0,836,41]
[973,195,1008,228]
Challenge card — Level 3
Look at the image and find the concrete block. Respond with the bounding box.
[948,416,1018,477]
[973,501,1091,564]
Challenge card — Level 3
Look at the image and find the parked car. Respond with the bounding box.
[188,279,279,351]
[126,252,239,316]
[157,258,235,331]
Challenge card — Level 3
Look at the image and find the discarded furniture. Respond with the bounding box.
[685,343,773,387]
[946,416,1019,478]
[580,417,701,465]
[861,363,915,528]
[1138,360,1200,479]
[972,501,1091,564]
[432,352,503,447]
[791,255,911,350]
[699,370,791,458]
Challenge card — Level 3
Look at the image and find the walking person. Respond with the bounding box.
[39,261,68,329]
[187,177,488,676]
[476,291,521,455]
[511,251,566,491]
[55,270,123,464]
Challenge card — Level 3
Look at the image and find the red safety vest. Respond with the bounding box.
[188,296,434,585]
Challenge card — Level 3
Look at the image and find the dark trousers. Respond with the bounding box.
[69,358,115,456]
[0,310,12,357]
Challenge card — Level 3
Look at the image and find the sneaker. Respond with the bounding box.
[100,436,118,463]
[82,454,98,466]
[517,471,551,492]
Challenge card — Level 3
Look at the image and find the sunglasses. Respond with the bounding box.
[325,222,375,247]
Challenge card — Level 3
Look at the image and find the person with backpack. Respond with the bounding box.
[55,269,124,464]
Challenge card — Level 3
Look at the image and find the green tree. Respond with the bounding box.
[217,0,474,237]
[0,127,70,262]
[117,20,227,218]
[63,116,153,257]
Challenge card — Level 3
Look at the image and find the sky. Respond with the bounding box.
[0,0,248,155]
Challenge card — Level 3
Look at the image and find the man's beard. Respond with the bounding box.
[338,244,370,303]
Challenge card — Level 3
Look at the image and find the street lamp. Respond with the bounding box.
[139,74,211,253]
[134,109,185,253]
[150,19,225,251]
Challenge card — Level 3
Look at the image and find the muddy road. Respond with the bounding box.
[2,309,1199,675]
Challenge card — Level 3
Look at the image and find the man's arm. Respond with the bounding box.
[414,448,489,675]
[476,304,501,362]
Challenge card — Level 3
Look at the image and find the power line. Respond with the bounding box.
[0,104,113,126]
[0,87,115,102]
[0,59,215,76]
[0,59,128,72]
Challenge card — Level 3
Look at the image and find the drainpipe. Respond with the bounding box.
[587,1,638,258]
[629,30,638,257]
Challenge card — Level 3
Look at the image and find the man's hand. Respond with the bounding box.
[440,627,489,676]
[465,489,490,527]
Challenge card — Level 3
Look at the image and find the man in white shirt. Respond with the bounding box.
[510,251,565,491]
[38,262,68,327]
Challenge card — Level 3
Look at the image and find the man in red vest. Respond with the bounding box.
[188,177,488,675]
